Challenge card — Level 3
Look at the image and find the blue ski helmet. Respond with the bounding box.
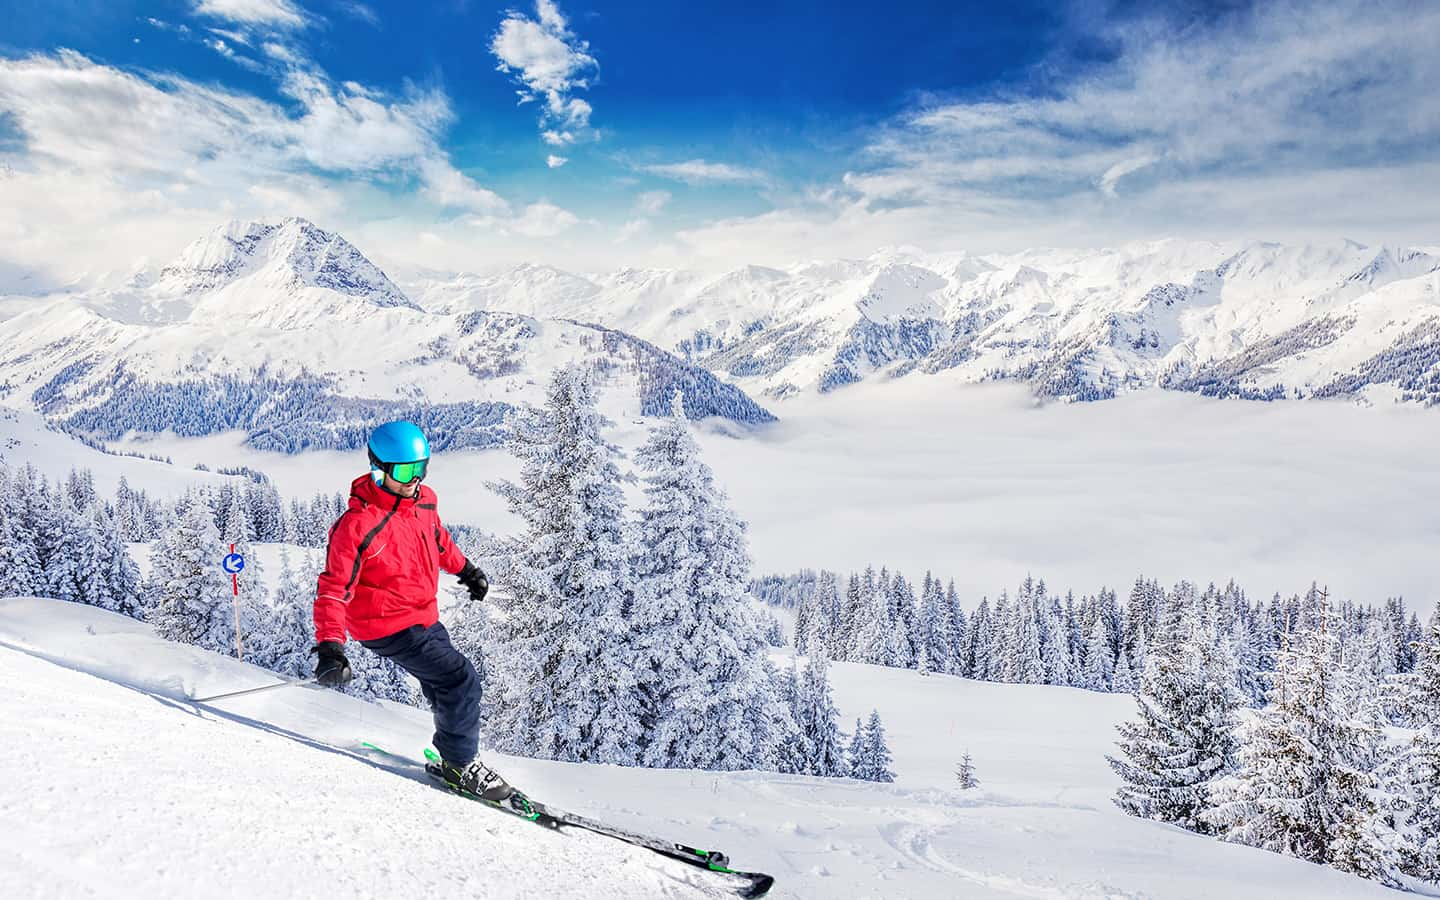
[367,420,430,485]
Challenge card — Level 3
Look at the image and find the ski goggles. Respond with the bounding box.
[371,456,429,484]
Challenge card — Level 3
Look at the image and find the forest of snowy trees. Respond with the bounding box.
[757,569,1423,704]
[1107,583,1440,889]
[469,366,883,778]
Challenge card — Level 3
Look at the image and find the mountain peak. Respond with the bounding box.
[157,217,414,309]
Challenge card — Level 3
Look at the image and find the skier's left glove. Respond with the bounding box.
[457,560,489,603]
[311,642,353,687]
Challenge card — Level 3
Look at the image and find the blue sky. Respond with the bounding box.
[0,0,1437,281]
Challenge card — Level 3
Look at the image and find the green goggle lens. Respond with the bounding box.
[388,459,428,484]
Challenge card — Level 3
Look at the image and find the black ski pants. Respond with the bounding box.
[361,621,483,765]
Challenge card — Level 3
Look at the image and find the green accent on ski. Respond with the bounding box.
[424,746,440,762]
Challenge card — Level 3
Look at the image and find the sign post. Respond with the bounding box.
[222,545,247,661]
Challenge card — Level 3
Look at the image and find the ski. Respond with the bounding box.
[357,742,774,899]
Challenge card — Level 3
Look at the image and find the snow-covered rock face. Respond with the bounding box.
[396,238,1440,405]
[158,217,414,310]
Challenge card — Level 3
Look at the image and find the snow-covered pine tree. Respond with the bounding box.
[1081,614,1115,691]
[1111,647,1137,693]
[0,492,41,597]
[834,572,862,661]
[793,580,817,658]
[483,365,644,767]
[851,569,899,667]
[966,597,993,680]
[248,546,316,678]
[915,573,937,675]
[956,751,979,790]
[850,709,896,783]
[1039,596,1072,686]
[771,662,809,775]
[887,574,917,668]
[146,495,240,655]
[946,580,966,674]
[632,394,780,770]
[811,570,841,660]
[1108,590,1241,833]
[92,508,143,617]
[794,652,847,776]
[1393,610,1440,880]
[1202,590,1402,885]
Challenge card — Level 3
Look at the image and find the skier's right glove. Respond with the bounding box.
[312,641,353,687]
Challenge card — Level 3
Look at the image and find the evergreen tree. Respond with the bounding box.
[793,653,847,776]
[850,709,896,783]
[1394,611,1440,880]
[0,488,41,597]
[147,496,240,655]
[248,546,317,678]
[484,366,644,766]
[1203,592,1402,885]
[1082,615,1115,691]
[810,570,841,660]
[632,397,780,771]
[793,583,816,658]
[1108,593,1242,833]
[956,751,979,790]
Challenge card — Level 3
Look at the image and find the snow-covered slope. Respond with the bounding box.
[0,218,773,455]
[0,596,1413,899]
[399,238,1440,405]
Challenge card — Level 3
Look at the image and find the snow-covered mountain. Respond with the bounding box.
[402,238,1440,405]
[0,218,774,454]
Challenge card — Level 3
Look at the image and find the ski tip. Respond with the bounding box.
[739,873,775,898]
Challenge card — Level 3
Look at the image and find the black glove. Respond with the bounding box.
[311,641,353,687]
[457,560,489,603]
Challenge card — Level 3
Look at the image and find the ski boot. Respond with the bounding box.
[427,756,515,803]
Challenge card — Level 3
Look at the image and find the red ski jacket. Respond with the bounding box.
[313,474,469,644]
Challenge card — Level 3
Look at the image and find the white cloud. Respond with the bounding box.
[1098,153,1160,197]
[510,201,579,237]
[419,158,509,214]
[336,1,379,27]
[0,50,509,279]
[546,154,568,168]
[634,190,670,216]
[642,159,767,186]
[193,0,307,29]
[466,201,580,239]
[490,0,598,150]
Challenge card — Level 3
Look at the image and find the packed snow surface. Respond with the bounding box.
[0,596,1416,899]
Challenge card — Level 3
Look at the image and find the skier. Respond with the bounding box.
[311,420,512,801]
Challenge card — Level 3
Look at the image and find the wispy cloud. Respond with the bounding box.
[546,154,568,168]
[193,0,308,30]
[490,0,598,150]
[673,0,1440,265]
[634,190,670,216]
[335,1,379,27]
[642,159,766,186]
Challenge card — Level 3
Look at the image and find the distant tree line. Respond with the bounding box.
[758,569,1422,704]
